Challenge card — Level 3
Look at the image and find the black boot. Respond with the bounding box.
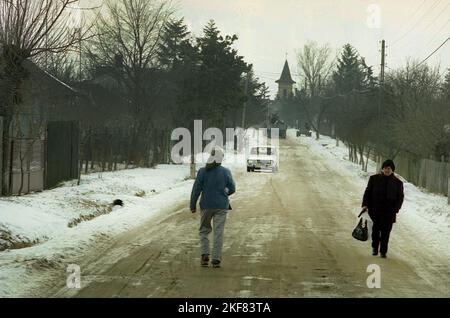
[201,254,210,267]
[211,259,221,268]
[372,248,378,256]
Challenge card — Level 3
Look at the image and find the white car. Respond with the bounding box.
[247,146,278,172]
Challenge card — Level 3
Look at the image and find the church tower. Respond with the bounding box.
[276,60,296,99]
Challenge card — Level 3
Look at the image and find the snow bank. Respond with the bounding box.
[0,166,189,247]
[0,165,194,296]
[0,130,253,296]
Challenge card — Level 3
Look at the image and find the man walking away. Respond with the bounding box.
[190,146,236,268]
[362,159,404,258]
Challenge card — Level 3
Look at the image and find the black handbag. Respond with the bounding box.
[352,217,368,241]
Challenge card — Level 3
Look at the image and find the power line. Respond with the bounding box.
[398,2,450,54]
[256,71,280,75]
[258,77,278,81]
[258,33,449,85]
[318,88,374,100]
[417,35,450,66]
[421,1,450,34]
[255,71,301,80]
[391,0,442,47]
[390,0,429,45]
[256,70,300,76]
[373,37,449,74]
[391,0,441,45]
[425,18,450,47]
[397,0,428,30]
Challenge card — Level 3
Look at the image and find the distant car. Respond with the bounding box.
[247,146,278,172]
[268,120,287,139]
[297,128,312,137]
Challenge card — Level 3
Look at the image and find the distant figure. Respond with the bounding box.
[362,159,404,258]
[190,146,236,268]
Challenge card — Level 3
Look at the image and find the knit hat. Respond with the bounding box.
[206,146,224,170]
[208,146,224,162]
[381,159,395,172]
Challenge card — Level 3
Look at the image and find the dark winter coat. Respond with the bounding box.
[362,173,404,224]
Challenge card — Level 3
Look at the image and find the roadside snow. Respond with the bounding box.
[0,166,194,296]
[0,166,190,248]
[0,133,253,297]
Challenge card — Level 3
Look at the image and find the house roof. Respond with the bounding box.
[276,60,296,84]
[22,59,78,94]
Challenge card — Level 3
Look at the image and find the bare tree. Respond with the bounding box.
[385,61,446,160]
[0,0,92,195]
[297,40,334,98]
[85,0,172,166]
[296,40,335,139]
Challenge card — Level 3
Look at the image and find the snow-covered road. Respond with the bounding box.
[1,130,449,297]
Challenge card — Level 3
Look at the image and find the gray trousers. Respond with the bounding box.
[199,209,228,261]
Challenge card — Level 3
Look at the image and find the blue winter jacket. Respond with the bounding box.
[190,166,236,211]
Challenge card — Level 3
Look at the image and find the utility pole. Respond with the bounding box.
[378,39,386,167]
[44,0,48,70]
[241,72,249,129]
[78,27,82,82]
[380,39,386,84]
[379,40,386,123]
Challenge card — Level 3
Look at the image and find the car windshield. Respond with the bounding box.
[250,147,275,155]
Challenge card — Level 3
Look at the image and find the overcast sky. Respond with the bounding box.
[79,0,450,98]
[177,0,450,97]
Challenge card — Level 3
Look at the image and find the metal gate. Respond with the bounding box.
[46,121,79,189]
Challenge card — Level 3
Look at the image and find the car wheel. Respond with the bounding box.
[247,166,251,172]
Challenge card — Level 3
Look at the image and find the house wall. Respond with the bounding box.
[10,137,45,194]
[0,60,80,196]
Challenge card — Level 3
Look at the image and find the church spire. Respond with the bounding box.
[276,60,296,85]
[276,60,295,99]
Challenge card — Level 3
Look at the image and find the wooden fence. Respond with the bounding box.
[418,159,449,196]
[0,116,3,194]
[0,119,79,195]
[46,121,79,189]
[391,154,449,201]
